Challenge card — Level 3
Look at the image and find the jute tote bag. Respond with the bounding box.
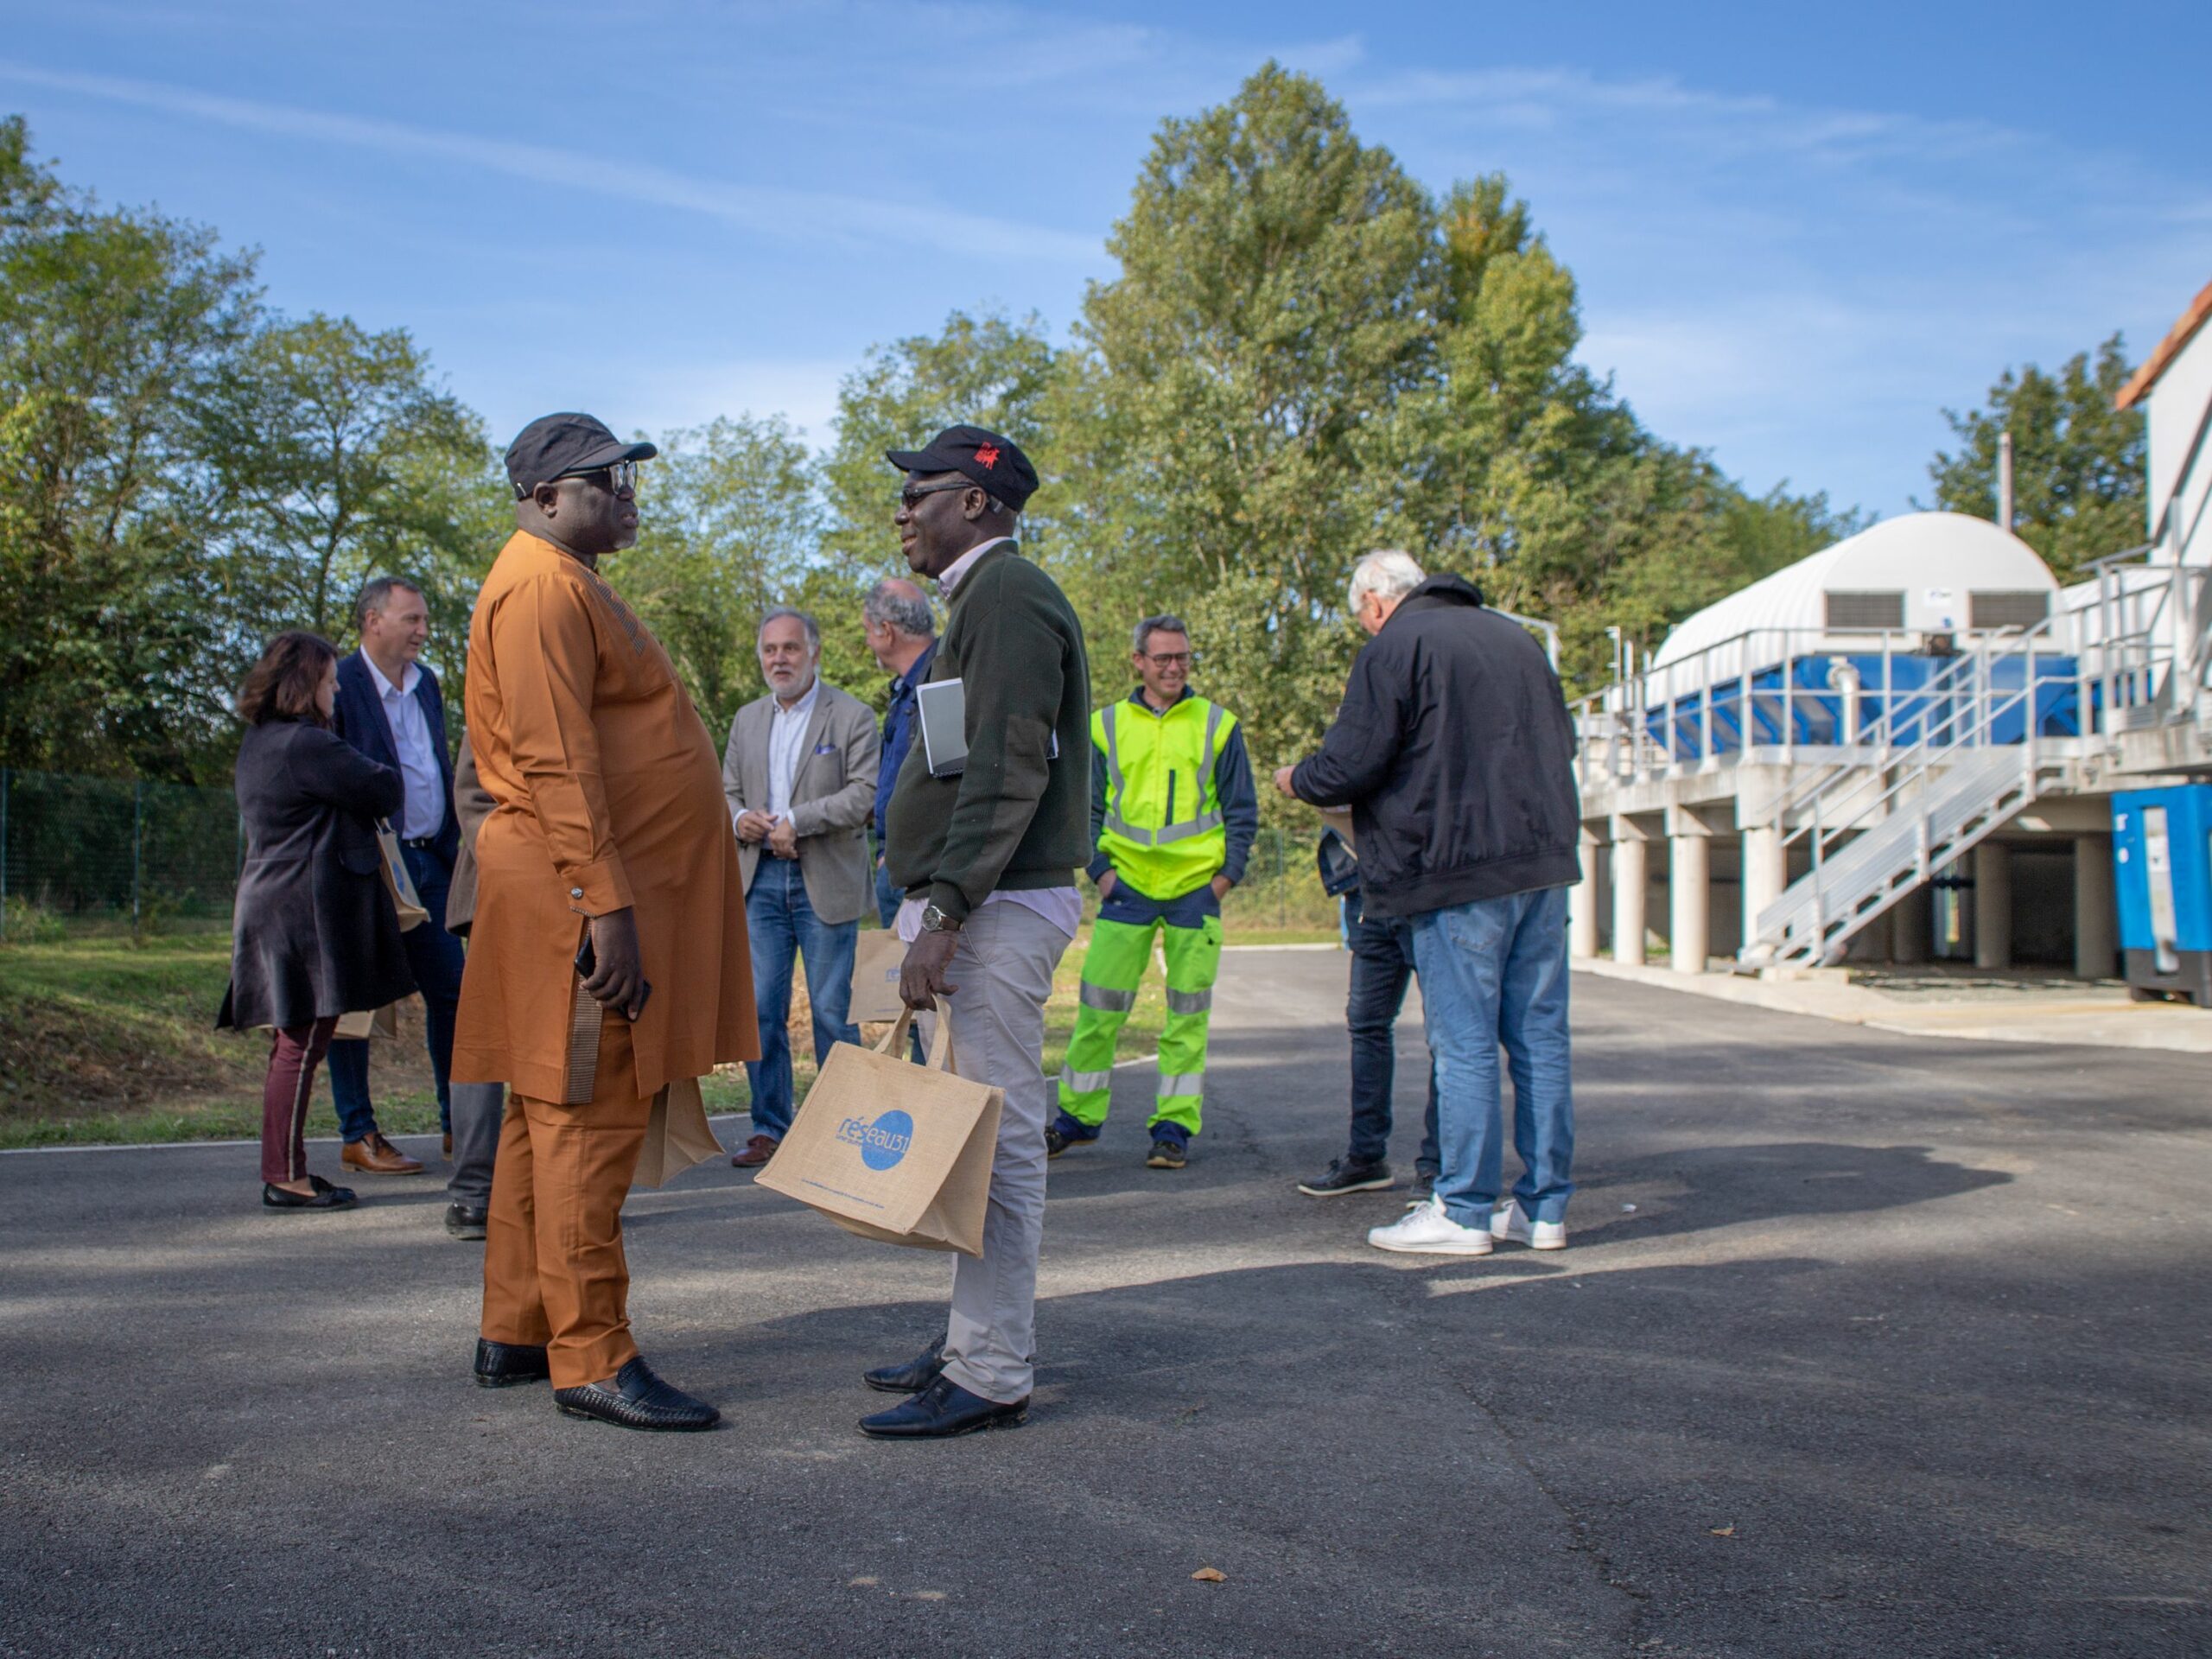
[848,928,909,1023]
[754,1006,1002,1255]
[632,1077,724,1189]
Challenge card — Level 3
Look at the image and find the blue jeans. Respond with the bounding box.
[328,842,465,1143]
[745,856,860,1141]
[1407,887,1574,1229]
[874,855,901,929]
[1344,890,1440,1173]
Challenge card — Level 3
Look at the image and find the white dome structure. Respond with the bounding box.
[1650,512,2062,673]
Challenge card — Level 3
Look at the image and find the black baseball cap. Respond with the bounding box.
[885,424,1039,512]
[505,413,658,499]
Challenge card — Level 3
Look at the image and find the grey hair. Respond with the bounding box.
[1348,550,1425,612]
[864,580,936,641]
[757,606,821,654]
[353,575,424,634]
[1132,613,1191,655]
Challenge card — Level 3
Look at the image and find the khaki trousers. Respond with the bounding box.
[479,1012,652,1389]
[938,901,1071,1404]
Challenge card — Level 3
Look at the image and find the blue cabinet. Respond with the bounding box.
[2113,785,2212,1004]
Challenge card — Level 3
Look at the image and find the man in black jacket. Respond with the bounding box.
[327,575,467,1185]
[1276,550,1580,1257]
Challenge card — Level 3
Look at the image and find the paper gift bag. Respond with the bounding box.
[332,1002,402,1042]
[375,823,429,933]
[754,1007,1002,1255]
[632,1077,724,1189]
[848,928,909,1023]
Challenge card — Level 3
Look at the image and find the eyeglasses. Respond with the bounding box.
[899,481,972,512]
[1142,652,1194,668]
[560,459,639,495]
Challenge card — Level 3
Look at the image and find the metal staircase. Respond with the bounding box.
[1743,627,2071,969]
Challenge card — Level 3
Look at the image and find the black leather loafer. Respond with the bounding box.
[554,1356,718,1432]
[859,1376,1027,1439]
[863,1332,949,1394]
[262,1175,357,1211]
[444,1202,489,1240]
[474,1337,551,1389]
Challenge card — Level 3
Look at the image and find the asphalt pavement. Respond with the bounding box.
[2,950,2207,1658]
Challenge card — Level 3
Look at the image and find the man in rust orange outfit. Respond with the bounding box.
[454,412,757,1432]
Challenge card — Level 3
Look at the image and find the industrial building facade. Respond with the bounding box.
[1573,276,2212,993]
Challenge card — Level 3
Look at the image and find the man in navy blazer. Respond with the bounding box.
[327,575,468,1190]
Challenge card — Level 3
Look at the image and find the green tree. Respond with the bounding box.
[194,313,496,644]
[1065,63,1442,785]
[1923,334,2145,583]
[0,117,260,779]
[623,414,826,733]
[821,309,1065,584]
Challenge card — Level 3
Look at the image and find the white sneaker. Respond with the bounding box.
[1490,1200,1567,1250]
[1367,1195,1494,1255]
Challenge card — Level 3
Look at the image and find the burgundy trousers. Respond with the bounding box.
[261,1017,338,1184]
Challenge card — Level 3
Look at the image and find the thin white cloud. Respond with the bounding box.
[0,59,1103,264]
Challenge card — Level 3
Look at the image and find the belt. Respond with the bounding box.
[402,836,441,849]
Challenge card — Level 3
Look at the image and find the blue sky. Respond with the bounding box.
[4,1,2208,519]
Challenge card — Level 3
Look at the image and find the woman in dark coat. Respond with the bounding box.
[220,632,418,1211]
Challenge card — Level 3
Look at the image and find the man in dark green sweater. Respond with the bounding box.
[860,424,1090,1440]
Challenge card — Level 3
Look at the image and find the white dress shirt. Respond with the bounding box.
[364,656,446,842]
[896,535,1080,940]
[766,676,822,824]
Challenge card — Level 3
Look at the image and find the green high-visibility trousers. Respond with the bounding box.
[1058,911,1224,1136]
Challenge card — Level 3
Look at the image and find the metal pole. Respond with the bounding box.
[131,780,144,934]
[1998,431,2015,531]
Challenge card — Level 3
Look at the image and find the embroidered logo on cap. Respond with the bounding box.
[975,442,1001,470]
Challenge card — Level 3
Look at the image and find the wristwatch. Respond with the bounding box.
[919,901,962,933]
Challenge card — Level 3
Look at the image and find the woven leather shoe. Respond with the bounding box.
[555,1356,719,1432]
[863,1332,948,1394]
[860,1375,1027,1440]
[474,1338,550,1389]
[343,1131,424,1176]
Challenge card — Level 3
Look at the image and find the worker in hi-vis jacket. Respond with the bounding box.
[1049,613,1258,1171]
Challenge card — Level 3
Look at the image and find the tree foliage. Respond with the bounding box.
[0,117,259,779]
[624,414,827,734]
[1923,334,2145,583]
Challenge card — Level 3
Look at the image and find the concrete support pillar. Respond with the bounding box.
[2075,833,2117,980]
[1570,828,1600,959]
[1890,884,1930,964]
[1670,830,1711,975]
[1611,829,1648,967]
[1974,841,2013,970]
[1742,823,1785,944]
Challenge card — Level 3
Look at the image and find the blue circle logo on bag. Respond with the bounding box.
[837,1109,914,1171]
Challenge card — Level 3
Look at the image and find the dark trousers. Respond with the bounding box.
[327,842,465,1141]
[1344,891,1440,1173]
[447,1082,505,1207]
[261,1017,338,1184]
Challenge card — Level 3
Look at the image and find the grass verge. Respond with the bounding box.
[4,922,1200,1148]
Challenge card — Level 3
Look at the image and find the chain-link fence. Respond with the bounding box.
[0,770,241,939]
[0,766,1343,943]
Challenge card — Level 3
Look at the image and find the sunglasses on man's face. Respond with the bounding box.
[559,459,639,495]
[899,480,972,512]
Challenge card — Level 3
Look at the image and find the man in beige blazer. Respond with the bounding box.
[721,606,880,1166]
